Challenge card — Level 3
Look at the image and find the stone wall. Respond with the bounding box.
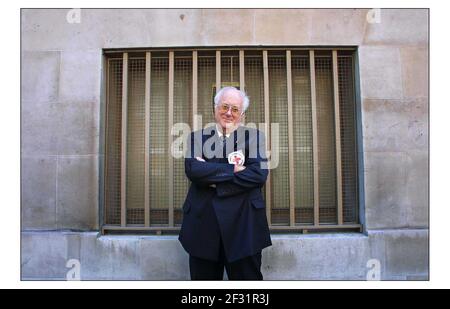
[21,8,429,280]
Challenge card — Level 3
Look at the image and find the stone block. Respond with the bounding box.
[404,151,429,228]
[400,46,428,99]
[310,9,368,45]
[200,9,254,45]
[59,50,102,103]
[57,156,98,230]
[97,9,163,48]
[262,233,370,280]
[21,232,67,279]
[363,151,409,229]
[135,9,203,47]
[22,100,99,157]
[362,98,428,152]
[359,46,403,100]
[368,229,429,279]
[254,9,311,45]
[56,101,100,155]
[80,234,140,280]
[364,9,428,45]
[22,51,60,102]
[139,236,190,280]
[22,9,105,51]
[21,156,57,229]
[21,100,59,156]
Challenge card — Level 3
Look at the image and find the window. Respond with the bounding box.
[102,48,361,234]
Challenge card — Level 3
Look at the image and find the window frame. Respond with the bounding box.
[101,47,363,235]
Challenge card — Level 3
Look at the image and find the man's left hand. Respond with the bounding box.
[234,164,246,173]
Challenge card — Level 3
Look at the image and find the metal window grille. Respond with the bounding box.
[103,48,361,234]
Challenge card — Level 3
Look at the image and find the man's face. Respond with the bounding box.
[214,90,244,132]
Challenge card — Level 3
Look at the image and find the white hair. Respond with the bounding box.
[214,86,250,114]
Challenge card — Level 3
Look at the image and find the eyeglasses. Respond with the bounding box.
[218,103,242,116]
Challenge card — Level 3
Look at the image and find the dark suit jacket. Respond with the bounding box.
[178,125,272,263]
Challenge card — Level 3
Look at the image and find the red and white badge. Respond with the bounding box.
[228,150,245,166]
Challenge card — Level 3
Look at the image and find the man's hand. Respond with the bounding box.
[234,164,246,173]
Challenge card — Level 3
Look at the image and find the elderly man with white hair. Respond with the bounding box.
[178,86,272,280]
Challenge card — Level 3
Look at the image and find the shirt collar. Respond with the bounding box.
[216,124,231,138]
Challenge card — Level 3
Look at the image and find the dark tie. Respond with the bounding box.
[222,135,228,159]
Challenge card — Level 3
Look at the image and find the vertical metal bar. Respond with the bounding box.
[239,50,245,92]
[216,50,221,91]
[230,57,234,83]
[144,52,151,227]
[192,51,198,130]
[309,50,320,226]
[263,50,271,224]
[351,54,360,225]
[168,51,175,227]
[286,50,296,227]
[120,52,128,227]
[332,50,344,225]
[103,59,111,228]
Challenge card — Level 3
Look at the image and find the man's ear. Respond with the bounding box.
[240,113,246,124]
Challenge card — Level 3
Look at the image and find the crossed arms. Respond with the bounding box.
[184,131,268,197]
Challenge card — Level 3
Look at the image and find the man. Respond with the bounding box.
[178,86,272,280]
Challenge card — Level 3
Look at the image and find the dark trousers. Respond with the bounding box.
[189,237,263,280]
